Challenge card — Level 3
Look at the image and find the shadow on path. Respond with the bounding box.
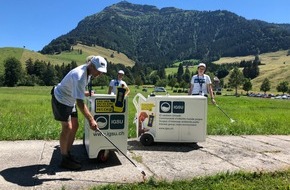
[0,144,122,187]
[128,140,203,152]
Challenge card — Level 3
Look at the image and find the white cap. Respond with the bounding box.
[197,63,206,68]
[91,56,107,73]
[118,70,125,75]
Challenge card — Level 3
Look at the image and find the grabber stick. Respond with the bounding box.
[216,104,235,123]
[95,128,146,178]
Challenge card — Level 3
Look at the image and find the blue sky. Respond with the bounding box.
[0,0,289,51]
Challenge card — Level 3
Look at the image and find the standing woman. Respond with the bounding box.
[108,70,130,96]
[188,63,216,104]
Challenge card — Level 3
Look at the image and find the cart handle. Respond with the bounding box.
[132,93,146,111]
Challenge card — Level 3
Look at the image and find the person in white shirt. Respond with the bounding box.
[108,70,130,96]
[51,55,107,170]
[188,63,216,104]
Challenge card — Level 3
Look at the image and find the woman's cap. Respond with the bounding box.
[197,63,206,68]
[118,70,125,75]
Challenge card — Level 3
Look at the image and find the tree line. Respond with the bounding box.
[0,56,194,89]
[1,57,77,87]
[1,56,290,96]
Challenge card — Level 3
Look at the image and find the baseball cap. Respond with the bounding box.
[91,56,107,73]
[118,70,125,75]
[197,63,206,68]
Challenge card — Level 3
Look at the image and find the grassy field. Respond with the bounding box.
[1,86,290,189]
[214,50,290,93]
[1,86,290,140]
[165,66,196,76]
[0,47,24,75]
[0,44,135,76]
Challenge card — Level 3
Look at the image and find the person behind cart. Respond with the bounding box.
[188,63,216,104]
[51,55,107,170]
[108,70,130,96]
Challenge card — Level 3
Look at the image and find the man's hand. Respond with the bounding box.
[89,119,98,130]
[76,99,98,130]
[85,90,94,97]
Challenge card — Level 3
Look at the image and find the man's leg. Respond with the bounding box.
[60,120,72,156]
[66,117,81,164]
[59,120,81,170]
[67,117,79,152]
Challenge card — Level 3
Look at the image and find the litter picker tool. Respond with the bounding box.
[95,128,146,179]
[216,104,235,123]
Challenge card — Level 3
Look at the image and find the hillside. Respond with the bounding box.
[41,1,290,65]
[214,50,290,92]
[0,44,134,75]
[0,46,289,93]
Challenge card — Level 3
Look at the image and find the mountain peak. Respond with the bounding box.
[104,1,159,16]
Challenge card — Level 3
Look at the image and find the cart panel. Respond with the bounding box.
[85,94,128,158]
[134,94,207,144]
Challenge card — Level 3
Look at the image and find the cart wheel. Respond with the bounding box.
[140,134,154,146]
[97,150,110,162]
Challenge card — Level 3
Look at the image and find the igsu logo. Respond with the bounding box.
[110,115,125,129]
[96,116,108,129]
[94,115,124,130]
[173,101,185,113]
[159,101,185,113]
[160,101,171,113]
[111,119,124,124]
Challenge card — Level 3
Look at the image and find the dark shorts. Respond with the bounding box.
[51,87,78,121]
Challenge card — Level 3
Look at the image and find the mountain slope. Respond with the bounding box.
[0,45,134,75]
[41,1,290,65]
[214,50,290,92]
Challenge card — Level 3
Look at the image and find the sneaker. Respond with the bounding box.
[60,156,82,171]
[68,152,81,164]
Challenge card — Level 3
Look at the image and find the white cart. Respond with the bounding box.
[133,93,207,146]
[84,94,128,161]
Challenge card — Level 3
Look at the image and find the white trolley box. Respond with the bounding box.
[84,94,128,161]
[133,93,207,146]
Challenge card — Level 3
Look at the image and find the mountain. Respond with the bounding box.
[40,1,290,65]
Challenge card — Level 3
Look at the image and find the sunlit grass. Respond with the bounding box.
[208,96,290,135]
[1,86,290,140]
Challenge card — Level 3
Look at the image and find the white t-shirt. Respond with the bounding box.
[109,79,128,95]
[54,64,90,106]
[190,74,212,95]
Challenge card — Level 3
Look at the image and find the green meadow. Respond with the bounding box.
[0,86,289,140]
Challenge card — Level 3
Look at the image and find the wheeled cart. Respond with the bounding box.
[133,93,207,146]
[84,94,128,161]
